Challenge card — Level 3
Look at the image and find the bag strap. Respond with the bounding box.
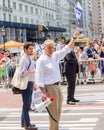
[27,58,31,70]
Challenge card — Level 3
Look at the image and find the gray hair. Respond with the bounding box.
[43,39,54,48]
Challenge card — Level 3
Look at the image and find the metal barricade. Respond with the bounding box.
[77,59,102,85]
[0,64,16,89]
[59,58,103,85]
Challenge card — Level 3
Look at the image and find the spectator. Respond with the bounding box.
[98,46,104,82]
[87,58,96,84]
[86,42,98,59]
[0,59,7,84]
[78,46,88,84]
[8,54,17,80]
[0,53,4,61]
[56,39,65,51]
[1,50,10,64]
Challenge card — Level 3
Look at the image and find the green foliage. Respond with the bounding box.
[59,35,66,44]
[103,1,104,7]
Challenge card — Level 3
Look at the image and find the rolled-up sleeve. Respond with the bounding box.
[54,45,72,61]
[20,59,28,77]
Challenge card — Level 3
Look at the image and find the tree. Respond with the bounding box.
[59,35,66,44]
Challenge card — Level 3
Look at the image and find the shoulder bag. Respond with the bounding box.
[11,58,31,94]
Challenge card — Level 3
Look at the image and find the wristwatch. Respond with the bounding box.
[72,35,77,39]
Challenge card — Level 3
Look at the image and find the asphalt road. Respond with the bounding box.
[0,83,104,130]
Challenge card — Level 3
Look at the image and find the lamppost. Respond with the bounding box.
[1,26,6,51]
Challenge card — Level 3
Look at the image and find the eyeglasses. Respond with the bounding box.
[46,46,54,49]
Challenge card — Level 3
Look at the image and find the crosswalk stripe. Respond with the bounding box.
[0,127,94,130]
[62,106,104,110]
[1,104,104,112]
[0,118,98,123]
[5,112,101,118]
[0,108,21,111]
[0,124,96,127]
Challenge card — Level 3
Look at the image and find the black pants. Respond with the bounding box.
[65,73,76,102]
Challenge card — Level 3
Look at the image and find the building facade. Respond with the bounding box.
[92,0,99,38]
[0,0,103,45]
[97,0,104,35]
[0,0,67,44]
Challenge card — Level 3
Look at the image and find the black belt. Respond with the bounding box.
[53,82,60,85]
[45,82,60,86]
[28,81,34,84]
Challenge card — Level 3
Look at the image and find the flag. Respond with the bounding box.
[75,2,83,25]
[35,43,43,53]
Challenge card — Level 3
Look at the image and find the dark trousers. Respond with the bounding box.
[21,82,33,126]
[66,73,76,102]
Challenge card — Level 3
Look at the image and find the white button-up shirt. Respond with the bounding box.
[35,45,71,88]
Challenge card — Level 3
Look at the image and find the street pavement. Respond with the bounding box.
[0,83,104,130]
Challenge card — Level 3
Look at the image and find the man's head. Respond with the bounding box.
[79,46,83,52]
[58,39,64,44]
[4,50,9,57]
[43,39,55,56]
[89,41,94,47]
[24,42,34,56]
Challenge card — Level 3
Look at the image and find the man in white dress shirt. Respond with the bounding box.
[35,30,79,130]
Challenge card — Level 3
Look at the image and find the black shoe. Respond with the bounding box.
[25,125,38,130]
[21,124,35,128]
[67,101,75,105]
[21,124,25,127]
[71,99,80,102]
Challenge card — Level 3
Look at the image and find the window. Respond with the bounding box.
[3,0,5,6]
[13,2,16,10]
[13,16,17,22]
[4,13,6,21]
[9,14,11,21]
[35,8,38,15]
[20,17,23,23]
[25,5,28,13]
[8,0,10,8]
[25,18,29,24]
[19,4,23,12]
[36,20,39,24]
[30,7,34,14]
[31,19,34,24]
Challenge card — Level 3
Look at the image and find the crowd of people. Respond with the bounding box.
[0,31,104,130]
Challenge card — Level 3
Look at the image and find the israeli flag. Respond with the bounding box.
[35,43,43,53]
[75,2,83,25]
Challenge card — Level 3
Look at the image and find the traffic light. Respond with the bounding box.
[38,25,43,31]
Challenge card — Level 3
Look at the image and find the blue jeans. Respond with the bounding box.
[21,82,33,126]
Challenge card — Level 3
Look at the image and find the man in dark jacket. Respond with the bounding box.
[64,41,80,105]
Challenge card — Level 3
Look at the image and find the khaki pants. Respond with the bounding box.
[45,84,63,130]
